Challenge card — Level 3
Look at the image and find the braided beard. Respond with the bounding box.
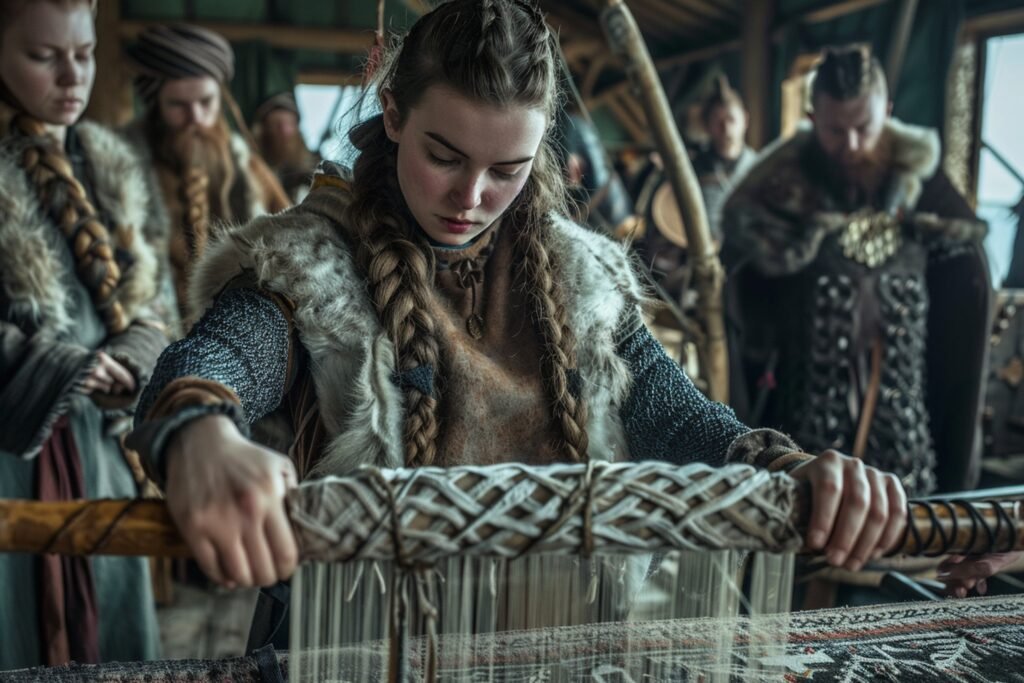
[154,117,237,224]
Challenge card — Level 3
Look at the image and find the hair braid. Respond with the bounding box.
[12,113,128,334]
[812,43,888,103]
[180,166,211,260]
[349,118,443,466]
[348,0,590,464]
[518,209,589,462]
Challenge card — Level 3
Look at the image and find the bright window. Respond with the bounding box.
[295,83,375,167]
[978,33,1024,286]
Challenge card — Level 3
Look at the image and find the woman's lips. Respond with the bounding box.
[56,98,83,112]
[440,216,477,234]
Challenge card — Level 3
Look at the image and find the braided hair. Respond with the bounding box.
[811,44,888,105]
[700,74,744,126]
[11,114,129,334]
[346,0,589,465]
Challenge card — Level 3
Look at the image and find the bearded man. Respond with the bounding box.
[123,24,290,329]
[722,45,990,498]
[253,91,319,203]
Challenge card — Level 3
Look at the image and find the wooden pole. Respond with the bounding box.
[740,0,776,150]
[885,0,919,95]
[599,0,729,403]
[85,0,134,126]
[2,493,1023,559]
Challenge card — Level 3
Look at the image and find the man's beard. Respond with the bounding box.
[259,129,315,172]
[824,133,892,207]
[152,115,238,222]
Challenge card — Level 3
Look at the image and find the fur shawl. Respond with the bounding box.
[0,113,159,336]
[722,118,947,276]
[189,182,646,475]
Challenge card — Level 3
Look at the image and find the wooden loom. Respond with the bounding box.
[4,460,1024,681]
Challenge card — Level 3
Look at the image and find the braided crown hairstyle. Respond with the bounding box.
[346,0,590,466]
[811,44,888,105]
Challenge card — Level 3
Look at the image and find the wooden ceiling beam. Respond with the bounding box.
[590,38,741,107]
[963,7,1024,39]
[669,0,738,26]
[119,19,375,54]
[296,70,362,86]
[781,0,889,26]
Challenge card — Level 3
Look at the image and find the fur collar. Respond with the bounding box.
[722,118,950,276]
[189,183,644,475]
[749,117,940,209]
[0,115,159,335]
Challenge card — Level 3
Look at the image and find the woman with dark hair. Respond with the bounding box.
[130,1,906,603]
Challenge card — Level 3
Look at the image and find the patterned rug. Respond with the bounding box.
[5,595,1024,682]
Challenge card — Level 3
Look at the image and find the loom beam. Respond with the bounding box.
[2,462,1023,561]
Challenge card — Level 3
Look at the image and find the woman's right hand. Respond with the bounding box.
[81,351,136,396]
[165,414,299,588]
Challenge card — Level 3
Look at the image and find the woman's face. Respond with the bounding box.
[0,1,95,127]
[382,85,547,246]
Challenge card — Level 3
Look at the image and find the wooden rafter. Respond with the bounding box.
[673,0,740,24]
[296,70,363,86]
[591,39,741,106]
[782,0,888,26]
[963,7,1024,39]
[118,19,374,54]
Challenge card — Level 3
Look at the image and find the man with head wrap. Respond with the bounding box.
[253,91,319,203]
[122,24,290,330]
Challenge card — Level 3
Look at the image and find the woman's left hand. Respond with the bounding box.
[788,450,907,571]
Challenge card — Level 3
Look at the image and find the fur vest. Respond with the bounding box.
[0,113,159,337]
[190,182,646,475]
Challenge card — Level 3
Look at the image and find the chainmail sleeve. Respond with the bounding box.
[136,287,291,421]
[617,314,806,470]
[129,287,292,483]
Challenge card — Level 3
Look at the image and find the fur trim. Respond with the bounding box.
[548,213,643,462]
[189,187,645,474]
[745,118,939,210]
[229,133,269,221]
[76,121,160,321]
[0,120,160,335]
[120,120,172,248]
[0,150,74,332]
[190,204,406,473]
[723,118,944,276]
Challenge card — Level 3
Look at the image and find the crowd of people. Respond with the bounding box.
[0,0,1007,670]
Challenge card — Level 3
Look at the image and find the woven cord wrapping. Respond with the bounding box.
[287,461,802,564]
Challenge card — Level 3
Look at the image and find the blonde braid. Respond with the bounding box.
[13,114,128,334]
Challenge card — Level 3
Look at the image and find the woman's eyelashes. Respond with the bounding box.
[427,151,521,181]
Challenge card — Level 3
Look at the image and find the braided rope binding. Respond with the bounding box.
[288,461,801,565]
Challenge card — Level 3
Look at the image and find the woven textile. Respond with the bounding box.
[6,595,1024,681]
